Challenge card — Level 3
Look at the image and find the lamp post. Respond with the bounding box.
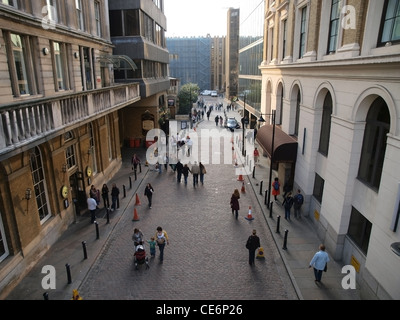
[241,93,248,156]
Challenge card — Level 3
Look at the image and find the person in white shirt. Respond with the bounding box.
[87,196,97,224]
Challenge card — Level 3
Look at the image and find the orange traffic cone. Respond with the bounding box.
[241,182,246,193]
[132,208,140,221]
[135,193,141,206]
[237,174,244,181]
[245,206,254,221]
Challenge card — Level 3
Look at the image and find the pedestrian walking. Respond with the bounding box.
[101,184,110,209]
[144,183,154,209]
[176,160,184,183]
[282,180,292,199]
[182,163,191,186]
[87,195,97,224]
[230,188,240,220]
[147,237,156,257]
[293,189,304,218]
[110,183,120,211]
[246,229,261,266]
[215,115,219,126]
[272,177,281,202]
[191,161,200,187]
[309,244,330,283]
[155,226,169,263]
[131,153,141,172]
[253,147,260,165]
[186,136,193,157]
[132,228,145,249]
[283,192,294,220]
[90,185,100,205]
[199,162,206,185]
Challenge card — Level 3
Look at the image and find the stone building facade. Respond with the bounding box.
[260,0,400,299]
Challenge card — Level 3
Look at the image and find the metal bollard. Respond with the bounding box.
[253,166,255,179]
[276,215,281,233]
[134,170,137,181]
[283,229,289,250]
[269,201,273,218]
[129,176,132,189]
[123,185,126,198]
[264,189,268,205]
[259,181,263,195]
[65,263,72,284]
[106,208,110,224]
[95,221,99,239]
[43,292,49,300]
[82,241,87,259]
[139,163,142,173]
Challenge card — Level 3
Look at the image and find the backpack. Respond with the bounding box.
[245,237,252,249]
[295,194,304,205]
[273,181,279,191]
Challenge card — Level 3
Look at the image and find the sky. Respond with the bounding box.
[164,0,240,37]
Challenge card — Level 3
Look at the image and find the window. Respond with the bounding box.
[125,10,140,36]
[94,1,101,37]
[75,0,84,31]
[282,19,287,60]
[53,42,69,91]
[0,215,9,263]
[1,0,18,8]
[88,123,97,174]
[378,0,400,46]
[299,6,307,58]
[347,207,372,255]
[313,173,325,203]
[46,0,58,24]
[109,10,122,36]
[294,91,301,136]
[357,97,390,191]
[30,147,50,222]
[142,12,154,42]
[6,32,39,97]
[65,131,76,169]
[81,47,94,90]
[318,92,333,156]
[327,0,342,53]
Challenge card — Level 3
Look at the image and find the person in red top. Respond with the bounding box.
[253,147,260,165]
[272,177,280,202]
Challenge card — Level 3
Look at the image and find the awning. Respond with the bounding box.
[256,124,298,163]
[97,54,138,71]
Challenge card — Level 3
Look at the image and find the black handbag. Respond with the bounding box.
[324,263,327,272]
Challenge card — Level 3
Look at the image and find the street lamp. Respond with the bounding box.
[258,110,276,207]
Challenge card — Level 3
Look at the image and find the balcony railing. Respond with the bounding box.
[0,83,140,157]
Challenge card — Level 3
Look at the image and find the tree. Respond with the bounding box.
[177,83,200,115]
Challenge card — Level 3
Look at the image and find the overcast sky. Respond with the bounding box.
[164,0,240,37]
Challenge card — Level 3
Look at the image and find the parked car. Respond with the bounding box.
[226,118,241,132]
[200,90,211,96]
[210,91,218,97]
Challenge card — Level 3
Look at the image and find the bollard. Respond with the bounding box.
[106,208,110,224]
[123,185,126,198]
[134,170,137,181]
[82,241,87,259]
[283,229,289,250]
[259,181,263,195]
[43,292,49,300]
[139,163,142,173]
[65,263,72,284]
[276,215,281,233]
[253,166,255,179]
[129,176,132,189]
[95,221,99,239]
[269,201,273,218]
[264,189,268,205]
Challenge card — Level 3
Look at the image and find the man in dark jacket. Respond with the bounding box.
[176,160,184,183]
[246,229,261,266]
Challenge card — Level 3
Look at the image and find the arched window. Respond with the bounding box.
[30,147,51,222]
[357,97,390,190]
[318,92,333,156]
[294,91,301,136]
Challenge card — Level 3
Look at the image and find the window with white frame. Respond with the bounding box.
[30,147,51,222]
[1,0,18,8]
[46,0,58,24]
[52,41,70,91]
[65,131,77,170]
[327,0,342,53]
[299,6,307,58]
[94,1,102,37]
[378,0,400,46]
[318,92,333,156]
[75,0,85,31]
[281,19,287,60]
[6,32,39,97]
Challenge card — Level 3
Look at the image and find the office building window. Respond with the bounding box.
[378,0,400,46]
[313,173,325,204]
[94,1,101,37]
[347,207,372,255]
[6,32,39,97]
[318,92,333,156]
[357,97,390,191]
[76,0,85,31]
[30,147,50,222]
[294,91,301,136]
[299,6,307,58]
[327,0,341,53]
[52,42,69,91]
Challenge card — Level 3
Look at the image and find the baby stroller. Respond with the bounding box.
[134,242,149,270]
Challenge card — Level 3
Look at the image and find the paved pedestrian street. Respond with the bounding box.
[78,111,299,300]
